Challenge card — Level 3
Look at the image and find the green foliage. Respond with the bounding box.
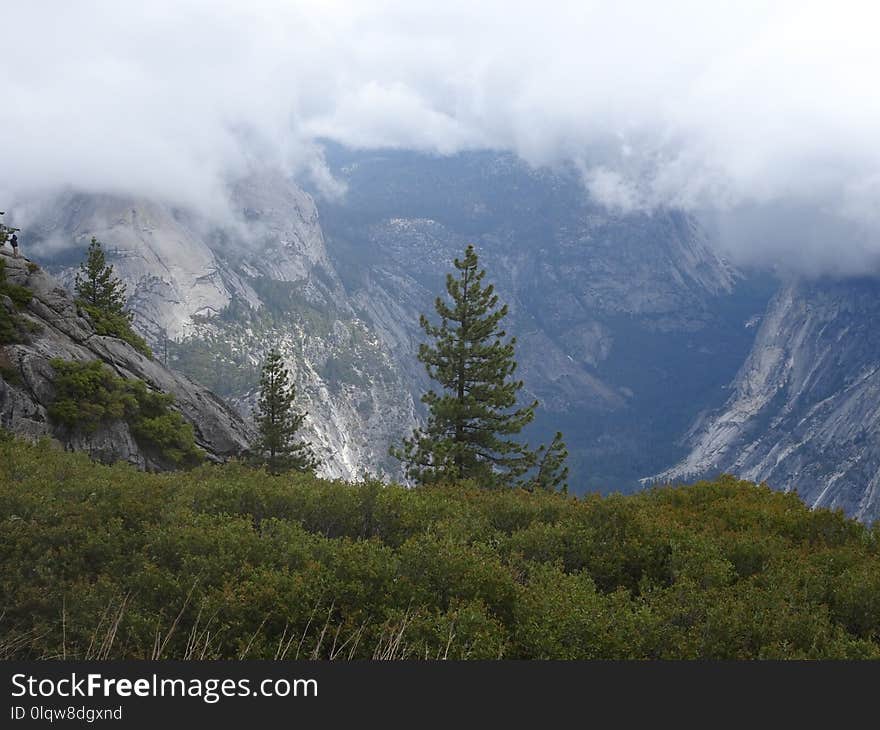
[72,238,151,357]
[47,359,202,467]
[394,245,548,487]
[74,238,127,315]
[168,334,259,398]
[80,303,151,357]
[125,379,203,468]
[251,349,318,475]
[0,306,18,345]
[0,446,877,661]
[0,362,21,386]
[0,258,33,345]
[47,359,133,431]
[4,284,31,309]
[531,431,569,493]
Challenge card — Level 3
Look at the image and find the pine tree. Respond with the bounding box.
[530,431,569,493]
[393,244,538,487]
[251,349,318,475]
[74,238,128,317]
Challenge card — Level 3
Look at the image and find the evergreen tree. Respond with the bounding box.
[530,431,569,493]
[393,244,538,487]
[251,349,318,475]
[74,238,128,317]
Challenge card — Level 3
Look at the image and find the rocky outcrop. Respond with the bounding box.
[652,278,880,522]
[0,249,253,468]
[22,173,419,480]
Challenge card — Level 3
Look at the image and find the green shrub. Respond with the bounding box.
[48,359,135,431]
[0,442,878,660]
[0,259,32,309]
[0,259,33,344]
[0,362,23,386]
[79,303,152,358]
[0,308,18,345]
[48,359,202,466]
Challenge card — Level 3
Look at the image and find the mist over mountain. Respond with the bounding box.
[3,1,880,276]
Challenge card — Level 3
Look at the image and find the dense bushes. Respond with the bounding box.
[1,439,879,660]
[48,359,202,467]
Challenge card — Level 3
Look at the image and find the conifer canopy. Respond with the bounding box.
[252,348,319,475]
[394,244,544,487]
[74,237,129,317]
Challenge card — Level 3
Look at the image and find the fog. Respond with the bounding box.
[2,1,879,273]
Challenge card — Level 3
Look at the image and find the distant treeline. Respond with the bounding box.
[1,436,879,660]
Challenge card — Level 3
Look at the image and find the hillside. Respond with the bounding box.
[656,278,880,523]
[2,438,879,660]
[22,179,419,480]
[0,248,251,468]
[19,150,772,489]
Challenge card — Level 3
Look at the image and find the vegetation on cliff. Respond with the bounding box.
[0,258,33,345]
[74,238,151,357]
[48,359,203,467]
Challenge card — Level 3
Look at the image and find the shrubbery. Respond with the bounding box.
[79,303,152,357]
[48,359,202,467]
[1,439,878,660]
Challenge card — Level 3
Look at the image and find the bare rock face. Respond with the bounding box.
[0,249,253,468]
[653,278,880,522]
[21,173,418,481]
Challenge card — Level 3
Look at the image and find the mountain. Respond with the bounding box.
[654,278,880,522]
[15,148,772,489]
[0,248,251,468]
[313,147,773,490]
[21,174,418,480]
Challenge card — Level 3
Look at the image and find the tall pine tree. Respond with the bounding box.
[74,238,128,317]
[393,244,538,487]
[251,349,319,475]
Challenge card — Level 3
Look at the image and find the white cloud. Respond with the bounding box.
[2,0,880,271]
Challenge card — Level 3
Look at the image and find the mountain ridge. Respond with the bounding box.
[0,248,252,468]
[653,277,880,522]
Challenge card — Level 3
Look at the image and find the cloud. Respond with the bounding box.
[2,0,880,271]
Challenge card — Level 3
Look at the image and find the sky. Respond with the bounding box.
[2,0,879,274]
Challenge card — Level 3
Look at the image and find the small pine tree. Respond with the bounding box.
[251,349,318,475]
[74,238,128,317]
[393,244,538,487]
[530,431,569,493]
